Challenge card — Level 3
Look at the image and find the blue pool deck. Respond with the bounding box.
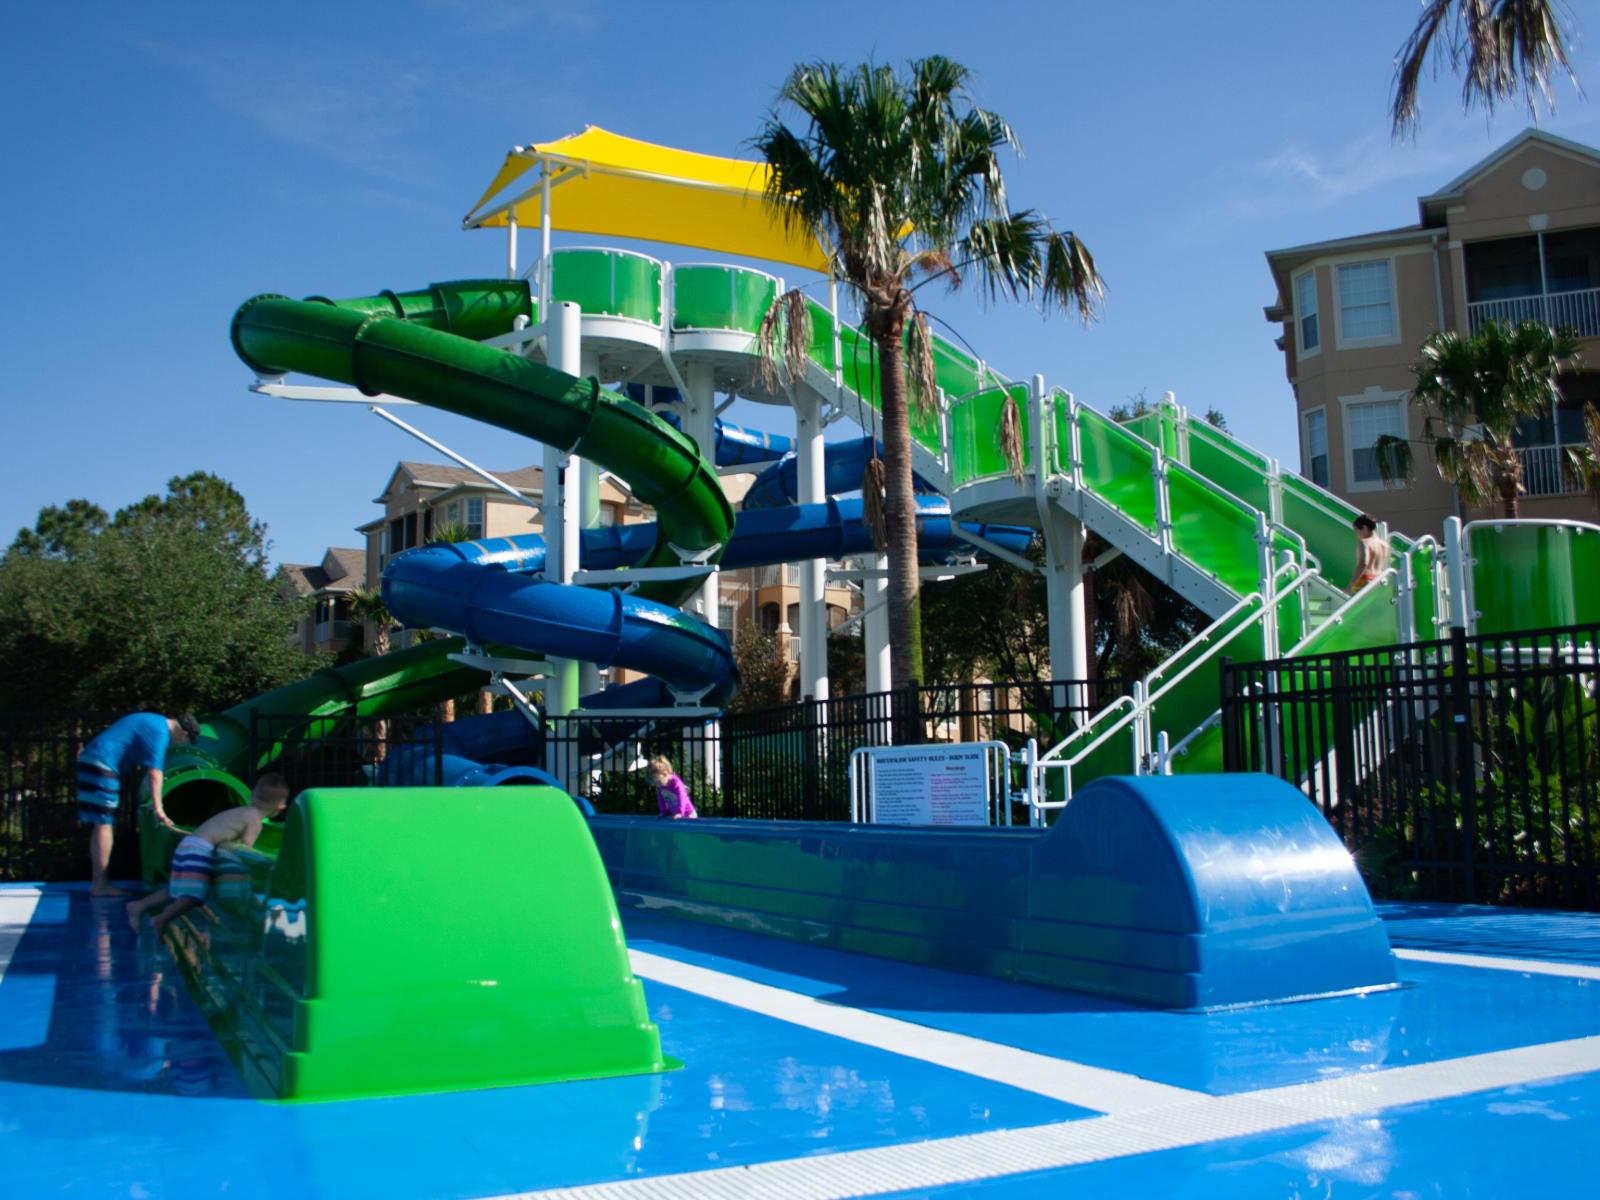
[1,882,1597,1198]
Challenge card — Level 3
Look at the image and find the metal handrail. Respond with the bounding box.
[1037,694,1138,764]
[1144,568,1312,705]
[1282,567,1399,658]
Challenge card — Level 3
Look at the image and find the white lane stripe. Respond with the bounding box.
[513,1034,1600,1200]
[0,889,43,987]
[628,949,1203,1115]
[1394,946,1600,981]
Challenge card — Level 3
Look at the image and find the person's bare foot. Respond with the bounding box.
[90,883,127,898]
[125,901,145,933]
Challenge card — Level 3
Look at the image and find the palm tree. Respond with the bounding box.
[348,587,394,657]
[755,57,1103,688]
[1378,320,1595,518]
[1392,0,1580,137]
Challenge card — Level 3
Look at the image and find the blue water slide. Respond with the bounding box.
[381,542,734,702]
[576,495,1033,571]
[623,386,795,467]
[741,436,938,510]
[381,486,1031,785]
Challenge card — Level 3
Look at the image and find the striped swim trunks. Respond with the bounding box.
[168,836,216,901]
[76,759,120,826]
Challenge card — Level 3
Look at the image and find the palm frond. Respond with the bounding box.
[755,288,812,394]
[861,455,889,551]
[1373,434,1414,486]
[1392,0,1580,137]
[998,388,1026,483]
[905,309,940,418]
[1432,435,1499,505]
[960,214,1104,321]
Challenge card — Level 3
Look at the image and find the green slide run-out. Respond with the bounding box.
[146,789,666,1101]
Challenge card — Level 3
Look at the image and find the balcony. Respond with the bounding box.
[1516,445,1587,498]
[1467,287,1600,338]
[314,620,355,643]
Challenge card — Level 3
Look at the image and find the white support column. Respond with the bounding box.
[684,361,720,630]
[1255,511,1279,662]
[544,302,582,737]
[506,214,518,280]
[1444,515,1470,631]
[794,386,829,701]
[1031,377,1087,719]
[864,553,890,695]
[1041,505,1088,717]
[578,346,603,701]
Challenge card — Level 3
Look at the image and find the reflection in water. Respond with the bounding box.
[0,890,238,1096]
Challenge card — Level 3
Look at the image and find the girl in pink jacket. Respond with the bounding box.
[649,757,697,819]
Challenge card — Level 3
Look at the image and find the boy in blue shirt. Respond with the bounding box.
[77,712,200,896]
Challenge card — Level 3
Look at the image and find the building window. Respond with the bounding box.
[465,498,485,539]
[718,603,736,630]
[1344,396,1407,487]
[1303,409,1329,487]
[1295,271,1319,353]
[446,501,460,526]
[598,503,618,527]
[387,513,418,556]
[1337,260,1396,341]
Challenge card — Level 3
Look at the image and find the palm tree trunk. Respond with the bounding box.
[1500,480,1520,520]
[1497,448,1522,519]
[875,330,924,690]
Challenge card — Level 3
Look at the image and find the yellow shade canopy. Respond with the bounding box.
[462,126,829,274]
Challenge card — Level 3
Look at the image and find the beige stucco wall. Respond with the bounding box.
[1273,135,1600,539]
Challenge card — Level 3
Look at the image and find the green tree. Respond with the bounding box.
[920,552,1047,685]
[755,56,1102,690]
[1392,0,1580,137]
[0,473,313,714]
[1379,320,1597,518]
[728,624,791,712]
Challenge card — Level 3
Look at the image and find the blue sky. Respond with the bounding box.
[4,1,1596,567]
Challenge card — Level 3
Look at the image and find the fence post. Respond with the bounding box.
[1450,623,1478,902]
[1330,657,1356,810]
[1219,657,1237,771]
[802,695,821,821]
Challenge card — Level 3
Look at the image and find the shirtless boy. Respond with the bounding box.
[126,772,291,934]
[1350,514,1391,591]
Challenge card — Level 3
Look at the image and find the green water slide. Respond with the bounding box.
[171,275,735,817]
[232,278,732,598]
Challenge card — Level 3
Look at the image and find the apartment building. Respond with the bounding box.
[1265,129,1600,536]
[281,546,366,657]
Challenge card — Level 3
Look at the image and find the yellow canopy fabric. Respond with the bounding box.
[462,126,829,274]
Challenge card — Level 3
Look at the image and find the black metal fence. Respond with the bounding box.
[1221,623,1600,910]
[1,712,128,882]
[548,677,1122,821]
[2,678,1121,879]
[246,710,446,794]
